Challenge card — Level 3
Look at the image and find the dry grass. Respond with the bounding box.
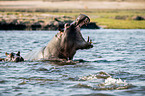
[0,0,145,9]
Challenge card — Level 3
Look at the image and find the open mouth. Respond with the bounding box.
[71,14,90,28]
[75,16,92,44]
[83,18,92,45]
[77,17,90,28]
[85,18,90,26]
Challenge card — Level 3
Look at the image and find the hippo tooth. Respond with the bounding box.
[90,40,92,44]
[87,36,90,42]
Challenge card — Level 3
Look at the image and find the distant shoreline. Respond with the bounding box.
[0,12,99,30]
[0,1,145,9]
[0,0,145,29]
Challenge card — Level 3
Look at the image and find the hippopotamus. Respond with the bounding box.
[24,14,93,61]
[4,51,24,62]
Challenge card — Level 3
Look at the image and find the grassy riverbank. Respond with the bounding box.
[0,0,145,29]
[47,9,145,29]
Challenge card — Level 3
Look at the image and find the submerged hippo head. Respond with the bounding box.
[46,14,93,60]
[5,51,24,62]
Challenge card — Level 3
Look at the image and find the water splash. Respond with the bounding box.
[80,71,111,81]
[97,77,130,90]
[104,77,127,86]
[76,71,131,90]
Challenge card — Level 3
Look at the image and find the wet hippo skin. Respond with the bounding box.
[24,14,93,61]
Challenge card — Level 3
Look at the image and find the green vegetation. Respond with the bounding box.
[43,9,145,29]
[0,0,145,29]
[92,18,145,29]
[89,9,145,29]
[0,9,145,29]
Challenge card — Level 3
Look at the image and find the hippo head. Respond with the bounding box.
[55,14,93,60]
[5,51,24,62]
[71,14,90,27]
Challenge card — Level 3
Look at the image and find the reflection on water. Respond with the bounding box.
[0,29,145,96]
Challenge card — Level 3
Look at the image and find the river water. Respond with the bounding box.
[0,29,145,96]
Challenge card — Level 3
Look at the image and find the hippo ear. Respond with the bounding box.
[5,52,9,56]
[16,51,20,56]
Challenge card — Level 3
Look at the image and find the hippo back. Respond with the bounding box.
[24,46,46,61]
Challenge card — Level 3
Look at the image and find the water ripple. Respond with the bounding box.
[0,29,145,96]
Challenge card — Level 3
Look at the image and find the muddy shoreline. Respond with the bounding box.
[0,19,99,30]
[0,13,99,30]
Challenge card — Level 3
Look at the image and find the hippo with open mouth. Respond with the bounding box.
[24,14,93,61]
